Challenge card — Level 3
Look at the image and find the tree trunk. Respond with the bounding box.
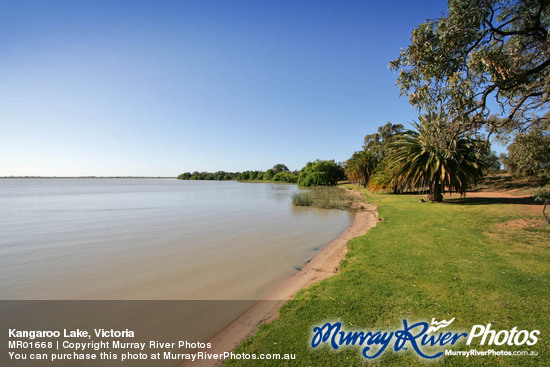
[429,182,443,202]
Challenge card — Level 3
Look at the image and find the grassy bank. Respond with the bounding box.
[226,187,549,366]
[291,186,359,211]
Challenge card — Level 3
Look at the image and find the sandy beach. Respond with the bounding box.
[180,190,378,367]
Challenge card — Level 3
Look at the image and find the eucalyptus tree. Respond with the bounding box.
[272,164,290,173]
[363,122,405,160]
[508,129,550,176]
[390,0,550,137]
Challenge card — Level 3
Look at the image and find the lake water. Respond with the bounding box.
[0,178,352,300]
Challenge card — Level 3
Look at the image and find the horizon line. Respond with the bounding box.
[1,176,177,179]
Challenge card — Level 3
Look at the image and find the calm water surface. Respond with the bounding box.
[0,179,352,300]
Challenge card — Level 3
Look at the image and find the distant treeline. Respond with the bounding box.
[177,161,347,186]
[177,164,299,183]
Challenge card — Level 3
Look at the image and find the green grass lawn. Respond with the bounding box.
[225,187,550,366]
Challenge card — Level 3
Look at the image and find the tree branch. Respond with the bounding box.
[508,92,543,120]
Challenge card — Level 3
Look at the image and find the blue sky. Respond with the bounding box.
[1,0,466,176]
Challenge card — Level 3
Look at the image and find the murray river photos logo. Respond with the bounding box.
[311,318,540,360]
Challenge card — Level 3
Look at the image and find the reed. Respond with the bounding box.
[291,186,355,210]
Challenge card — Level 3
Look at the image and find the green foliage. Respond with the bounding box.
[480,149,501,173]
[533,187,550,203]
[344,150,380,187]
[272,164,289,173]
[345,122,404,191]
[390,0,550,135]
[381,115,486,201]
[297,160,346,187]
[508,130,550,176]
[368,159,396,193]
[362,122,404,159]
[237,171,250,180]
[262,169,275,181]
[499,152,510,172]
[298,171,328,187]
[178,171,235,181]
[178,164,295,182]
[177,172,191,180]
[272,172,298,183]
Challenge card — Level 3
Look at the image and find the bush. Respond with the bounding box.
[298,171,328,186]
[297,160,346,187]
[263,169,275,181]
[237,171,250,180]
[273,172,298,183]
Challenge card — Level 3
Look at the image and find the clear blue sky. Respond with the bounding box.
[1,0,462,176]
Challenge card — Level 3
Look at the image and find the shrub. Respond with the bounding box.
[273,172,298,183]
[297,160,346,187]
[263,169,275,181]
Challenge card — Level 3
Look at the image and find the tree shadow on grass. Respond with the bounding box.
[443,196,542,206]
[474,175,548,191]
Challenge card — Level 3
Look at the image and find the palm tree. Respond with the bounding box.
[344,150,379,188]
[381,118,486,202]
[368,159,397,193]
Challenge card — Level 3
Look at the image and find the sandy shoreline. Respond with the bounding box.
[180,190,378,367]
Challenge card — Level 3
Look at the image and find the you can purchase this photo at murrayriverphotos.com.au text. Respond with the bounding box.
[1,0,549,366]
